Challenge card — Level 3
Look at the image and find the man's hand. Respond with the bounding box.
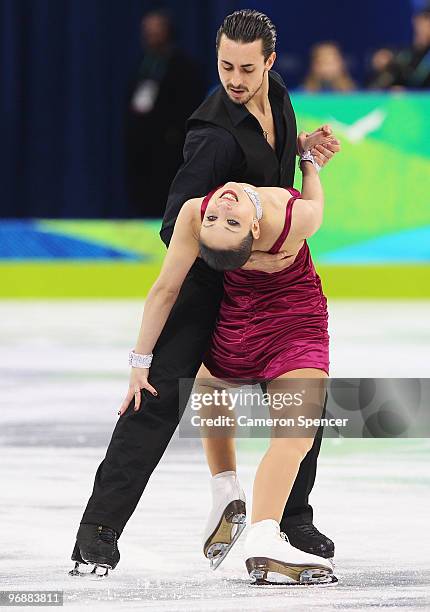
[241,250,297,273]
[297,124,341,168]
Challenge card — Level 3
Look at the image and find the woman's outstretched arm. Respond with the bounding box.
[256,158,324,245]
[266,156,325,240]
[294,159,324,238]
[119,199,200,414]
[242,132,335,272]
[134,200,200,355]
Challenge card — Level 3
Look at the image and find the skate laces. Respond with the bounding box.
[97,525,117,546]
[280,531,289,542]
[292,523,322,537]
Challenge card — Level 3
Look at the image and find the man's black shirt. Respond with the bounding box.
[160,72,294,246]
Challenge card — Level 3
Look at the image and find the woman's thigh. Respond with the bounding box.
[266,368,328,455]
[193,364,241,438]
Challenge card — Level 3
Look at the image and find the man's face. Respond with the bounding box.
[217,34,275,104]
[413,14,430,48]
[142,14,170,50]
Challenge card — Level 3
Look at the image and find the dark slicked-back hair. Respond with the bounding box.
[199,231,253,271]
[216,9,277,61]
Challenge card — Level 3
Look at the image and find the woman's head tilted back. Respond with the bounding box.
[199,182,260,271]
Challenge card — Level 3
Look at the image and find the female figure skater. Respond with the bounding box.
[120,136,334,584]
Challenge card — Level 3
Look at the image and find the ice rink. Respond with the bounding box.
[1,300,429,611]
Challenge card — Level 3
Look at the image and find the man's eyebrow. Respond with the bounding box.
[220,59,255,68]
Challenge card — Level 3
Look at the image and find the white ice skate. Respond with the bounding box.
[202,470,246,570]
[244,519,337,585]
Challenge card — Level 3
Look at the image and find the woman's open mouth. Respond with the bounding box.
[219,189,238,202]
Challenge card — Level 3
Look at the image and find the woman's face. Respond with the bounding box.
[200,182,258,249]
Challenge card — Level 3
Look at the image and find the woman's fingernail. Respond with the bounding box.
[117,410,121,415]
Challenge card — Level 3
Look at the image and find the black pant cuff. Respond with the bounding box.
[280,510,313,529]
[80,517,124,538]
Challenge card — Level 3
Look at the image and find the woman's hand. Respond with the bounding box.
[297,125,341,168]
[118,367,158,416]
[241,250,297,273]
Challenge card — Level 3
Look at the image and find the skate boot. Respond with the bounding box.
[283,521,334,560]
[244,519,336,585]
[203,470,246,570]
[69,524,119,578]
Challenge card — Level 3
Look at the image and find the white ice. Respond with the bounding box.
[0,300,429,611]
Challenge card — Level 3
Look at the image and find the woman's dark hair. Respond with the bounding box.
[215,9,277,61]
[199,231,253,271]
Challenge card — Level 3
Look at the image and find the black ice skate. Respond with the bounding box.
[69,524,120,578]
[283,522,335,560]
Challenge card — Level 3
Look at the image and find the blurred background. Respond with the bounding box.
[0,2,429,608]
[0,0,429,299]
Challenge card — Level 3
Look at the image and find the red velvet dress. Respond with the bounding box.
[201,186,329,382]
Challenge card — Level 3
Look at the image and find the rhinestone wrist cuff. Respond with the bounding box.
[299,150,321,173]
[129,350,153,368]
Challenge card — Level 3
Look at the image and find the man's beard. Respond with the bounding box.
[227,71,265,105]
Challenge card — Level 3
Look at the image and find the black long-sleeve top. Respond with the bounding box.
[160,79,289,247]
[159,126,244,246]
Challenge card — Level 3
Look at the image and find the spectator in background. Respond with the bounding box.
[367,9,430,90]
[125,10,206,217]
[302,41,356,92]
[391,8,430,89]
[365,47,398,89]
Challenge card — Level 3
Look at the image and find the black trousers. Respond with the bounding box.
[80,258,324,536]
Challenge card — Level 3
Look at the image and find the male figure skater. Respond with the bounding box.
[70,9,340,577]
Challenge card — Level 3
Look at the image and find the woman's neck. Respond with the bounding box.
[251,190,285,252]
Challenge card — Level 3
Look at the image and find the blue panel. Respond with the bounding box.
[0,222,144,260]
[319,226,430,263]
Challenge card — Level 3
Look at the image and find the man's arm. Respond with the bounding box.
[160,125,243,247]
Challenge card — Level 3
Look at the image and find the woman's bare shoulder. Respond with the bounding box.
[182,197,203,220]
[251,186,292,204]
[179,197,202,212]
[177,198,203,237]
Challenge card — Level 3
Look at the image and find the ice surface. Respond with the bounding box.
[0,300,429,611]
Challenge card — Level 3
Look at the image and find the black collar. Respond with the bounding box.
[221,70,286,127]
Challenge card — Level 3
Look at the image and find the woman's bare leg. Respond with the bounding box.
[251,368,327,524]
[194,363,237,475]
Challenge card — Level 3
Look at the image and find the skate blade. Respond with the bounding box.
[208,521,247,570]
[246,557,336,586]
[249,572,338,587]
[204,499,246,570]
[69,562,90,577]
[68,561,109,578]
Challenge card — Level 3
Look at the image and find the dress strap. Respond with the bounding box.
[201,185,224,221]
[268,187,302,254]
